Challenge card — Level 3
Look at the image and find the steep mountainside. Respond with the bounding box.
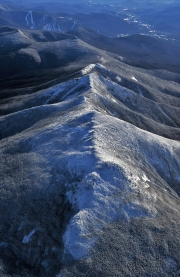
[1,57,180,277]
[0,1,180,277]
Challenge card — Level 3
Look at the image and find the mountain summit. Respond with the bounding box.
[0,1,180,276]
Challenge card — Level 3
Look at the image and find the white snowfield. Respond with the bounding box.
[62,109,180,260]
[1,64,180,262]
[25,11,36,30]
[25,11,62,31]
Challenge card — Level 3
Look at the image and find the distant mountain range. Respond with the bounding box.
[1,0,180,40]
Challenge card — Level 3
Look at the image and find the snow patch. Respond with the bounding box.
[81,63,109,76]
[71,21,76,30]
[158,106,171,122]
[25,11,36,29]
[131,76,138,82]
[22,230,36,244]
[138,86,143,96]
[99,56,107,64]
[18,30,29,40]
[115,76,122,82]
[81,64,96,75]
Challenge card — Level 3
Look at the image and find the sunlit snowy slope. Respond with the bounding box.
[1,61,180,276]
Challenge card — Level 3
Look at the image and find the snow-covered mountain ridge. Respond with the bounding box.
[1,63,180,276]
[1,0,180,273]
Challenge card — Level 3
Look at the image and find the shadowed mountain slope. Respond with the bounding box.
[0,27,104,79]
[70,26,180,74]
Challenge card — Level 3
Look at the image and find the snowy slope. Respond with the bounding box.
[1,64,180,276]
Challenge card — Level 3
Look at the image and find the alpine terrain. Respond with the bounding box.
[0,0,180,276]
